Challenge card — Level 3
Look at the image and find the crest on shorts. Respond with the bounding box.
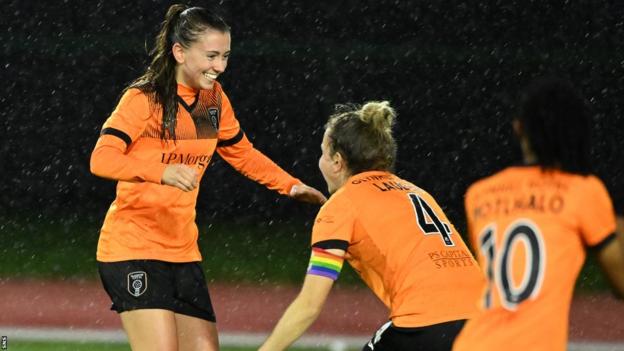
[127,271,147,297]
[208,107,219,130]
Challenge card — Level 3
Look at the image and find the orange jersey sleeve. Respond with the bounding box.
[216,92,241,141]
[576,175,616,246]
[90,89,167,184]
[311,191,356,244]
[215,91,301,195]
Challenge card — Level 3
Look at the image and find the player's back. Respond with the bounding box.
[453,166,616,351]
[340,171,484,328]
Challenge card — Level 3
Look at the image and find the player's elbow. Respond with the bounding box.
[308,302,324,318]
[89,148,110,178]
[295,294,324,319]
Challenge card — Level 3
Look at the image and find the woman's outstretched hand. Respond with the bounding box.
[289,184,327,205]
[161,164,199,192]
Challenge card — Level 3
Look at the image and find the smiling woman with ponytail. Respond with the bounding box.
[89,4,326,350]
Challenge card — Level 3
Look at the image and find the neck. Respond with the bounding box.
[329,171,352,195]
[520,137,538,165]
[523,152,538,165]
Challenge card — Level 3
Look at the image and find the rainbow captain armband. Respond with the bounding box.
[307,247,344,281]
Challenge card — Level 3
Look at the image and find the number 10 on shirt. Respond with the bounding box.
[478,219,546,311]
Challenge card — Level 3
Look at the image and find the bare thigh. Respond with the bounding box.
[120,309,177,351]
[175,313,219,351]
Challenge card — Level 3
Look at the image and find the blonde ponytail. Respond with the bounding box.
[359,101,395,135]
[325,100,397,174]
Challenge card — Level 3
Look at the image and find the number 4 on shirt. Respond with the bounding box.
[408,193,454,247]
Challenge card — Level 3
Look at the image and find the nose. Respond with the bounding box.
[213,58,227,73]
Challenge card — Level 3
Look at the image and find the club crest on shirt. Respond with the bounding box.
[127,271,147,297]
[315,215,335,224]
[208,107,219,130]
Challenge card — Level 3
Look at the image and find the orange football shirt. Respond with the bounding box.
[91,82,300,262]
[453,166,616,351]
[312,171,485,327]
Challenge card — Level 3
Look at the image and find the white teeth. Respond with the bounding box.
[204,73,218,80]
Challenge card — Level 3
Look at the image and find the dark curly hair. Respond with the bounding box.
[516,77,591,175]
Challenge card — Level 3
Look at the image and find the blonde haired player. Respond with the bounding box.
[259,101,484,351]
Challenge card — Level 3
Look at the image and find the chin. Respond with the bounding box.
[201,82,215,90]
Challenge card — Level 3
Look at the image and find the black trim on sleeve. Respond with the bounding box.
[312,240,349,251]
[101,127,132,148]
[217,129,245,147]
[588,232,617,252]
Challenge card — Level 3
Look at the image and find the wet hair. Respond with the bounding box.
[127,4,230,140]
[325,101,397,174]
[516,77,591,175]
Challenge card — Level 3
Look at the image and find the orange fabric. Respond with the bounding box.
[453,166,616,351]
[311,171,484,328]
[91,82,300,262]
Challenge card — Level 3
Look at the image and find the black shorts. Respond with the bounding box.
[362,319,466,351]
[98,260,216,322]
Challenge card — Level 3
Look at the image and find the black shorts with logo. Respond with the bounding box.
[362,319,466,351]
[98,260,216,322]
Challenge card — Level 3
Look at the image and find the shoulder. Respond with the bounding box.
[581,174,608,188]
[212,82,233,108]
[117,88,151,108]
[570,173,610,198]
[211,82,226,99]
[319,188,354,214]
[466,168,510,197]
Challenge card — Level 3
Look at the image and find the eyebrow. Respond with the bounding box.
[206,50,231,55]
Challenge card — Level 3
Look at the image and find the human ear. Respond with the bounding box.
[172,43,185,64]
[332,152,345,172]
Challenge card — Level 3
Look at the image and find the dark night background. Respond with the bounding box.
[2,0,624,241]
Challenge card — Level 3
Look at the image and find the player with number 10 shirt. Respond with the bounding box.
[454,166,615,351]
[453,78,624,351]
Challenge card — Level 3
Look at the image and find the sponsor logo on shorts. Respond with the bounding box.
[127,271,147,297]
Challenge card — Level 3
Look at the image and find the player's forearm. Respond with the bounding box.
[90,143,166,184]
[218,144,300,195]
[259,296,322,351]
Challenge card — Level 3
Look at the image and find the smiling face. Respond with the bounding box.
[173,29,231,90]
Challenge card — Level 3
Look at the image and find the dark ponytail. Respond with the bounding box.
[126,4,230,141]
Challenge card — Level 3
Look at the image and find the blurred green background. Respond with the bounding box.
[0,215,611,293]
